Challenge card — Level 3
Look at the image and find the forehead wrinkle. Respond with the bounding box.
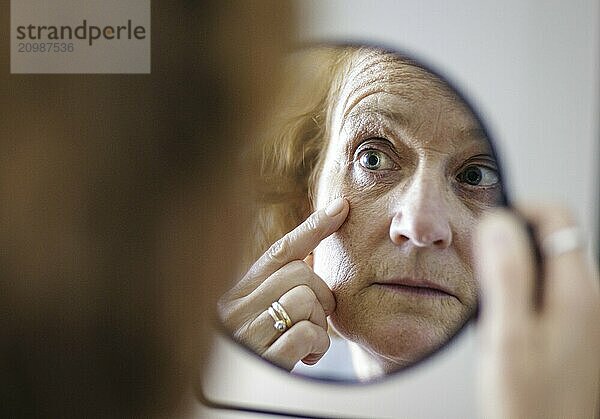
[340,99,412,137]
[403,100,485,150]
[413,132,491,163]
[331,50,488,159]
[335,50,421,128]
[339,89,388,134]
[339,102,487,159]
[338,73,426,124]
[335,79,451,143]
[432,101,443,143]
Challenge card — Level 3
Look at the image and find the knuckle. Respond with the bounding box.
[218,298,251,331]
[303,213,320,232]
[216,296,239,327]
[267,236,292,264]
[290,285,318,315]
[295,320,319,342]
[295,284,317,302]
[301,212,326,239]
[216,298,231,323]
[275,261,307,284]
[288,260,311,279]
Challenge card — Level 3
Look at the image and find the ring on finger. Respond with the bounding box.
[271,301,292,329]
[268,306,288,332]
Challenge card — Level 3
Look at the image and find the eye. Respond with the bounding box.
[358,150,395,171]
[456,165,499,186]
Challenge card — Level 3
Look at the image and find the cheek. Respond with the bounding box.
[452,199,487,260]
[313,184,389,291]
[313,236,353,293]
[448,202,480,298]
[315,160,345,206]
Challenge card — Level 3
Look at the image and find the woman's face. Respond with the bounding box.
[312,52,501,373]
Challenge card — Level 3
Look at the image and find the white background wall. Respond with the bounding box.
[197,1,599,417]
[296,0,599,247]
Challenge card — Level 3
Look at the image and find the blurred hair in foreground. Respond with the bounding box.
[0,1,291,417]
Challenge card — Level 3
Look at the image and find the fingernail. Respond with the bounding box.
[325,197,345,217]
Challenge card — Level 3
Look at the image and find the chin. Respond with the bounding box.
[384,322,453,362]
[331,305,463,367]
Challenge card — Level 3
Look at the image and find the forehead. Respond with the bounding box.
[331,50,485,151]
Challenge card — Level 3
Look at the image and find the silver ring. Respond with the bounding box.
[542,226,584,257]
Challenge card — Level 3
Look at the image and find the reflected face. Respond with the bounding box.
[313,51,501,373]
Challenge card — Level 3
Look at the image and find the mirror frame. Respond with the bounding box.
[198,40,511,417]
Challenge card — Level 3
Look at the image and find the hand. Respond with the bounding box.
[218,198,349,371]
[476,205,600,419]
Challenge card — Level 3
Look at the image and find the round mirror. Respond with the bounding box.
[217,43,507,382]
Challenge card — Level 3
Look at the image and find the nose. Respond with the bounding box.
[389,175,452,249]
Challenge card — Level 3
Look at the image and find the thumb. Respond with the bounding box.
[476,209,536,330]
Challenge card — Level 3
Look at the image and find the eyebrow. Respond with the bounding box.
[339,87,393,124]
[340,106,411,136]
[459,127,489,143]
[342,106,488,142]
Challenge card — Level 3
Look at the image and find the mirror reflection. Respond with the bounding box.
[219,44,505,381]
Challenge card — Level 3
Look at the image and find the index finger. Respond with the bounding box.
[245,197,349,286]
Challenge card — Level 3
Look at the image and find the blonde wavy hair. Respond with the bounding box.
[240,46,348,266]
[243,45,419,268]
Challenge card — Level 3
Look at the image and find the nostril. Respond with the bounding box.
[389,213,452,247]
[390,231,411,245]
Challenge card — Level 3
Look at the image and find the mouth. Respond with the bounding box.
[372,278,457,299]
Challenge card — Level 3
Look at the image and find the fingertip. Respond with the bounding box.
[315,280,336,317]
[301,354,323,365]
[323,294,336,317]
[476,209,535,320]
[324,197,349,219]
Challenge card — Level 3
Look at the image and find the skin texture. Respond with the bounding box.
[312,50,501,377]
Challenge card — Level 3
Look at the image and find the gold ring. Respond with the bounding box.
[268,306,287,332]
[271,301,292,329]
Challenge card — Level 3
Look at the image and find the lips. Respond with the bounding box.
[373,277,457,298]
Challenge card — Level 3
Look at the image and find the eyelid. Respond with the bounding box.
[459,154,498,171]
[354,137,399,159]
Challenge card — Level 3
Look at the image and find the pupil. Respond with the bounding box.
[465,167,482,185]
[367,153,380,168]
